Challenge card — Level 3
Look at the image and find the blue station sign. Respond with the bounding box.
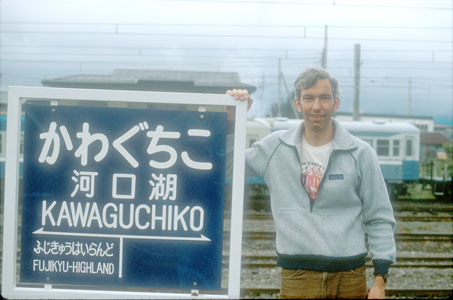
[20,104,227,290]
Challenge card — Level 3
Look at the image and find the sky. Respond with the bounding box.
[1,0,452,125]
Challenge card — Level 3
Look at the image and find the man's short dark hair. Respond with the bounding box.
[294,67,340,101]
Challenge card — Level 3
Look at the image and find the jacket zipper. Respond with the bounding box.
[307,149,335,213]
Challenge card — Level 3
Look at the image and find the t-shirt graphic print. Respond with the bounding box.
[301,162,325,200]
[300,137,333,200]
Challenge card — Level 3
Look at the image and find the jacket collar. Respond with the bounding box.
[279,118,357,151]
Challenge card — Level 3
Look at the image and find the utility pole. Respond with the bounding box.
[278,58,282,117]
[280,72,299,119]
[408,78,412,116]
[321,25,328,69]
[261,73,265,117]
[353,44,361,121]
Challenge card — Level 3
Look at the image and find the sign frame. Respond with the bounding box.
[2,86,248,299]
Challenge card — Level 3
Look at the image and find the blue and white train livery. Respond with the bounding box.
[245,117,420,196]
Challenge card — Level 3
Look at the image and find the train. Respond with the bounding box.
[244,117,437,200]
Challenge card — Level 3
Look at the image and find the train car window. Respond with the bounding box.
[392,140,400,157]
[416,124,429,132]
[377,139,390,156]
[406,139,413,157]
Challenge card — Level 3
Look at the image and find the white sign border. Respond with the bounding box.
[2,86,248,299]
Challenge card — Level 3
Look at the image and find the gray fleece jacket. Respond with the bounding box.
[244,119,396,274]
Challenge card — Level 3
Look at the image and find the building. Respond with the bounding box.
[434,124,453,142]
[42,69,256,94]
[41,69,256,111]
[420,131,451,161]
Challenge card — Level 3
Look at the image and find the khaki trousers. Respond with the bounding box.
[280,265,368,299]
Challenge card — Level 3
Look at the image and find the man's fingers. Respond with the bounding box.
[238,89,250,100]
[226,89,250,101]
[226,89,254,112]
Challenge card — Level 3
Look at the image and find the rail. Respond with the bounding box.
[227,213,453,222]
[223,231,453,241]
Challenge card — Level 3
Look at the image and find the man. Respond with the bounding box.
[227,67,395,299]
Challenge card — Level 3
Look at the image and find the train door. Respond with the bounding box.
[402,136,419,181]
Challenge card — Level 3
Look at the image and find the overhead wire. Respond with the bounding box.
[2,21,451,30]
[118,0,452,10]
[1,16,451,108]
[2,44,451,53]
[1,30,450,44]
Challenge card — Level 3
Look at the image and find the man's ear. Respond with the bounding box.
[294,98,302,112]
[333,97,341,112]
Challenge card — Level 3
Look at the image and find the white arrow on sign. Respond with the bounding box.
[33,227,211,242]
[33,227,211,279]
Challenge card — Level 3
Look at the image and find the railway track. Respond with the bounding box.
[245,205,453,214]
[235,262,453,269]
[245,198,453,214]
[227,254,453,262]
[393,205,453,213]
[230,213,453,222]
[394,215,452,222]
[224,231,453,241]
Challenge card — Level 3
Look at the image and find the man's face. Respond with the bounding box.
[294,78,340,133]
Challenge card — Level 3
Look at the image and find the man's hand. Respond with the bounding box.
[226,89,254,111]
[368,276,386,299]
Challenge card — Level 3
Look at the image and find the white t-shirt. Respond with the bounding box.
[300,136,333,200]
